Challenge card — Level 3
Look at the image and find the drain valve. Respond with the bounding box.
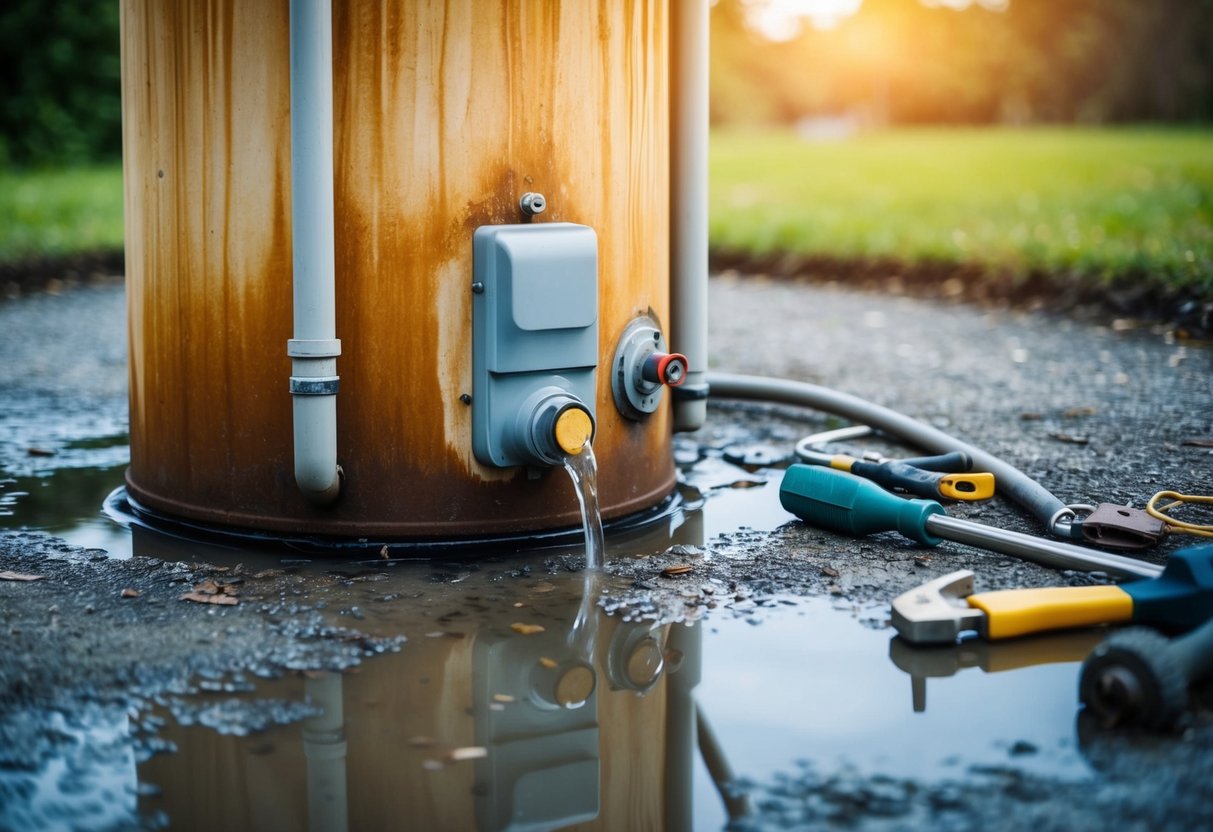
[515,388,596,465]
[612,315,689,420]
[554,404,594,456]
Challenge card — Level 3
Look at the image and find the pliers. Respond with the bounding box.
[794,425,995,502]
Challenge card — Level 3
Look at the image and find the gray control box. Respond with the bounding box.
[472,223,599,468]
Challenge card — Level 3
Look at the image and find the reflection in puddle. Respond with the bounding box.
[694,606,1094,799]
[135,574,693,831]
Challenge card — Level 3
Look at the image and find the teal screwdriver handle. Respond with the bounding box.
[780,464,947,546]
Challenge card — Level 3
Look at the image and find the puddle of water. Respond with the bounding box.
[692,603,1095,828]
[562,441,605,569]
[1,467,134,557]
[0,577,1100,831]
[96,573,691,830]
[0,707,139,832]
[1,408,1103,830]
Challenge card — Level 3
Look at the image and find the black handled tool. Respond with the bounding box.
[797,440,994,502]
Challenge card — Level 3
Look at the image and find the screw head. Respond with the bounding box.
[520,192,546,216]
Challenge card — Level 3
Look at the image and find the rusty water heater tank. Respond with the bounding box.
[120,0,678,539]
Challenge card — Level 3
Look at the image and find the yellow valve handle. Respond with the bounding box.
[967,585,1133,640]
[938,472,996,502]
[554,407,594,455]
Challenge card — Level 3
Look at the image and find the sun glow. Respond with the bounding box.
[744,0,1009,40]
[744,0,864,38]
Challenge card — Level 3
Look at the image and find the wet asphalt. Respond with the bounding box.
[1,276,1211,830]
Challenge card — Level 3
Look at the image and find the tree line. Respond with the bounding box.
[1,0,1209,167]
[1,1,122,168]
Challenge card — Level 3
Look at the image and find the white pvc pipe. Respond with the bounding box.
[670,0,710,432]
[303,673,349,832]
[288,0,342,505]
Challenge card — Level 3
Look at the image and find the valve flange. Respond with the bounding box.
[612,316,687,420]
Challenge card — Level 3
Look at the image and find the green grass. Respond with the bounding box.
[3,130,1212,294]
[710,126,1213,291]
[0,164,123,261]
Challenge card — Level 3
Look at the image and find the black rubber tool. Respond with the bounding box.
[1079,614,1213,730]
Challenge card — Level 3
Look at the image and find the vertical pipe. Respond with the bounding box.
[288,0,342,505]
[669,0,710,432]
[697,708,750,822]
[663,623,703,832]
[303,673,349,832]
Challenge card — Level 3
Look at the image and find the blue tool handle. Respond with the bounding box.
[1123,543,1213,633]
[779,464,946,546]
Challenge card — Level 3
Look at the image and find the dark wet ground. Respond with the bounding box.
[1,278,1211,831]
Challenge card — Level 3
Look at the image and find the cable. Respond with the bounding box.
[1146,490,1213,538]
[706,371,1078,539]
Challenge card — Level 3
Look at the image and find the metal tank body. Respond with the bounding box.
[121,0,674,538]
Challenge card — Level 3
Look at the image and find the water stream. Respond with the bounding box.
[561,441,605,569]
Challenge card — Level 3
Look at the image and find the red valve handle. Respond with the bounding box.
[642,352,689,387]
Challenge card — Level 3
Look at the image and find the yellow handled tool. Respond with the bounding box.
[890,543,1213,644]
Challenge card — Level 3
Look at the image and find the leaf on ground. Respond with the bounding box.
[1048,432,1089,445]
[120,588,140,598]
[181,576,240,605]
[1181,438,1213,448]
[0,571,44,582]
[26,447,55,457]
[510,622,545,635]
[1062,406,1097,418]
[661,564,694,577]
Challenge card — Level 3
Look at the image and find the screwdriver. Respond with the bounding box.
[779,465,1161,580]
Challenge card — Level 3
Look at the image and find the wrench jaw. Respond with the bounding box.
[890,570,988,644]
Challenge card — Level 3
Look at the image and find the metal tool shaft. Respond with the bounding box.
[925,514,1162,580]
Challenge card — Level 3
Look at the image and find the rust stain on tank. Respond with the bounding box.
[124,0,673,537]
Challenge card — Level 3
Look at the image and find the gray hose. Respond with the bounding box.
[707,371,1073,538]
